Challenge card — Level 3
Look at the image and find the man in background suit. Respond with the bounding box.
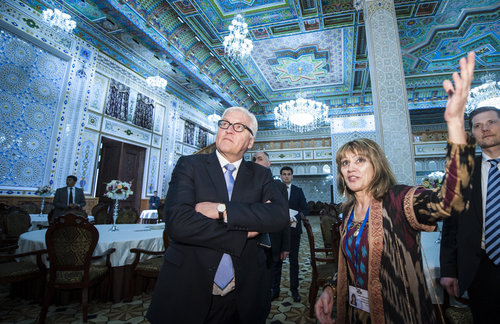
[252,151,290,301]
[149,191,160,209]
[147,107,288,324]
[440,106,500,323]
[280,166,309,302]
[52,175,86,220]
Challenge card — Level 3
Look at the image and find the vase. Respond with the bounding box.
[40,196,45,217]
[109,198,120,232]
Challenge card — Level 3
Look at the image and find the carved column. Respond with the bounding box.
[354,0,416,185]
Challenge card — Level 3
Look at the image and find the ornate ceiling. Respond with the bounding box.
[37,0,499,130]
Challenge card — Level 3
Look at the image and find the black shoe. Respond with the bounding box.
[292,290,301,302]
[271,289,280,300]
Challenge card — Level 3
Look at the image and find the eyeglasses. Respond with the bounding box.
[217,120,254,136]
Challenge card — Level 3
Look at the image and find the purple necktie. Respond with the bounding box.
[214,164,236,289]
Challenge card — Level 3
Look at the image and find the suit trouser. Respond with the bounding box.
[289,233,301,292]
[271,258,282,292]
[468,250,500,324]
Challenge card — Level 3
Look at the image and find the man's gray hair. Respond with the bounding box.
[222,107,258,138]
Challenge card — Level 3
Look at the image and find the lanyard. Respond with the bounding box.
[345,207,369,286]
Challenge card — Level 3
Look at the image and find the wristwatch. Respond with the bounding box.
[217,203,226,223]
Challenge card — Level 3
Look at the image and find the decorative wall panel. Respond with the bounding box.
[88,72,109,113]
[102,117,151,145]
[0,26,67,190]
[146,147,161,196]
[77,130,99,194]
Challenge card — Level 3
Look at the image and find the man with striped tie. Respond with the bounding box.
[440,106,500,323]
[147,107,288,324]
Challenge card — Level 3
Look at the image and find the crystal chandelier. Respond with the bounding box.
[42,8,76,33]
[465,74,500,115]
[274,92,329,133]
[146,76,167,89]
[223,14,253,61]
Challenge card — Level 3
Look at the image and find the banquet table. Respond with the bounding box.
[29,214,95,230]
[17,223,165,301]
[29,214,49,230]
[139,209,159,224]
[421,231,443,304]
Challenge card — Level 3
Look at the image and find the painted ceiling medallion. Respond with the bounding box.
[271,54,328,84]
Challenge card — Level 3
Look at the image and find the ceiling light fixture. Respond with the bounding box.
[146,75,167,89]
[42,8,76,33]
[207,106,221,123]
[465,73,500,115]
[274,91,329,133]
[223,14,253,62]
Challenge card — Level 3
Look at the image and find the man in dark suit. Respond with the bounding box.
[148,190,160,209]
[252,151,290,301]
[52,175,86,220]
[147,107,288,324]
[280,166,309,302]
[440,106,500,323]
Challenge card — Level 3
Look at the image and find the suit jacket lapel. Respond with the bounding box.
[206,152,230,202]
[472,156,483,224]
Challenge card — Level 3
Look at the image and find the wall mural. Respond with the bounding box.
[133,93,154,130]
[104,78,155,131]
[0,27,68,189]
[104,78,130,122]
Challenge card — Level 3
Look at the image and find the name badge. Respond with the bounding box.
[349,285,370,313]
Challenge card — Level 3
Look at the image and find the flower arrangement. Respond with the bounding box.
[421,171,445,189]
[34,185,54,196]
[104,180,133,199]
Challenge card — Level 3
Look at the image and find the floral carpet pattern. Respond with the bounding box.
[0,217,325,324]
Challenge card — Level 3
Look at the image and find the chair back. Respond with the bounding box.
[45,214,98,280]
[319,215,334,250]
[93,204,111,224]
[2,206,31,238]
[17,201,40,214]
[117,207,139,224]
[302,215,337,317]
[157,203,165,223]
[42,202,55,215]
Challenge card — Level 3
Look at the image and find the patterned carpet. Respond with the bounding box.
[0,217,325,324]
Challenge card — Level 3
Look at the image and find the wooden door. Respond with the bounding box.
[96,137,145,211]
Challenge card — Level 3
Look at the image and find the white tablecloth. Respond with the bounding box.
[139,209,159,223]
[17,223,165,267]
[421,231,442,304]
[29,214,49,230]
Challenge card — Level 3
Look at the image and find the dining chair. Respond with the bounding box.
[128,229,169,301]
[17,201,40,214]
[0,244,47,299]
[42,202,55,215]
[38,214,115,323]
[117,206,139,224]
[156,203,164,223]
[1,206,31,247]
[302,215,337,318]
[92,203,111,224]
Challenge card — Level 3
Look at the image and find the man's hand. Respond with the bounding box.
[195,202,219,219]
[440,277,459,297]
[280,251,289,260]
[315,287,335,324]
[248,231,259,238]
